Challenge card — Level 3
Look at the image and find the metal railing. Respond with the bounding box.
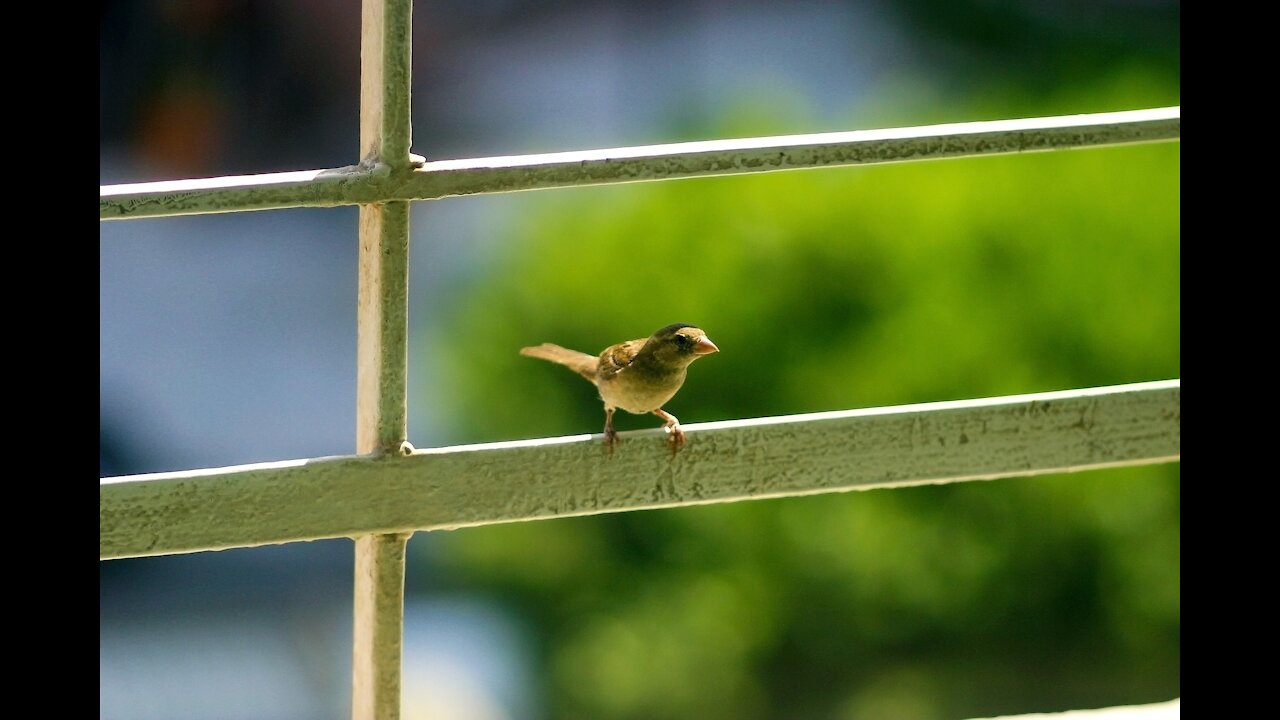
[99,1,1180,718]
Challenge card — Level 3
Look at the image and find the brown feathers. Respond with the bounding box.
[521,324,719,450]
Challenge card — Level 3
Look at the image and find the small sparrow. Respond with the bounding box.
[521,324,719,450]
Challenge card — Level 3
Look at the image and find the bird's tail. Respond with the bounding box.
[520,343,599,384]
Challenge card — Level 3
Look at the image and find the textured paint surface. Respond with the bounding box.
[356,201,411,455]
[353,1,415,717]
[352,533,410,720]
[100,381,1180,560]
[100,108,1180,220]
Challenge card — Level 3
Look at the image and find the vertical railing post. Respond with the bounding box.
[353,1,415,719]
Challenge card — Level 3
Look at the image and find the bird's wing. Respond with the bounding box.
[597,338,647,380]
[520,343,600,383]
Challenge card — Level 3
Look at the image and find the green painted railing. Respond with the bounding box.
[99,1,1180,718]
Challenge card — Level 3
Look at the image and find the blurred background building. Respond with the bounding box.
[101,2,1180,718]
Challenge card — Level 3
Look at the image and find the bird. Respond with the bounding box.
[520,324,719,451]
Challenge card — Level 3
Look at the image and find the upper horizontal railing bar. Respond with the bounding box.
[100,107,1180,221]
[100,379,1180,560]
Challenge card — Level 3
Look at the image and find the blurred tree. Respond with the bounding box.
[892,0,1179,100]
[418,72,1178,720]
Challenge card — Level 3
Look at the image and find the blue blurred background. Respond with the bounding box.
[100,1,1179,718]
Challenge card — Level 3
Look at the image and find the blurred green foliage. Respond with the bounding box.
[891,0,1179,99]
[417,69,1178,720]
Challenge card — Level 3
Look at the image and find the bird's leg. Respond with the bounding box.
[603,406,618,457]
[653,408,686,451]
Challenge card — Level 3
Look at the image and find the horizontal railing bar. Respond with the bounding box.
[100,380,1180,560]
[967,698,1179,720]
[100,107,1180,221]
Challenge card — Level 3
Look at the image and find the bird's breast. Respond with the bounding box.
[598,367,686,414]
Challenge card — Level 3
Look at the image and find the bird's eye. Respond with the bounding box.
[674,334,691,349]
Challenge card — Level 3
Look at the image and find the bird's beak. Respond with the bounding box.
[693,336,719,355]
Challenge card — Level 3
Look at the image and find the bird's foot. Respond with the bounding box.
[654,409,685,455]
[665,424,686,455]
[603,418,618,458]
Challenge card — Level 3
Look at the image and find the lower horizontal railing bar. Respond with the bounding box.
[99,380,1179,560]
[100,107,1180,221]
[967,698,1180,720]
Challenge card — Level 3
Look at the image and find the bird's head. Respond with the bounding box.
[646,323,719,367]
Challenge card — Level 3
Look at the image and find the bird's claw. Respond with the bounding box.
[603,425,618,458]
[651,408,686,455]
[664,423,686,455]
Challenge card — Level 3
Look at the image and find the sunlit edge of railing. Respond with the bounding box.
[100,106,1180,221]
